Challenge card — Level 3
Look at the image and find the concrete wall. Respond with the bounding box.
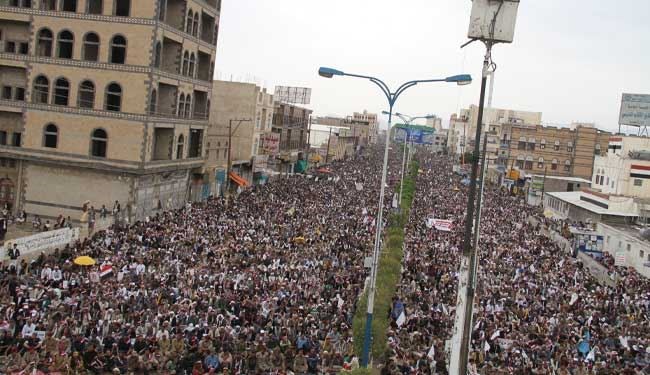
[599,223,650,278]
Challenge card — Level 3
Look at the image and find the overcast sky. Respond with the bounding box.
[215,0,650,131]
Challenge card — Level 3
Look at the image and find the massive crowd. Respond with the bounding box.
[0,146,402,374]
[387,152,650,374]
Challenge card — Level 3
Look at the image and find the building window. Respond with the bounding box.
[564,160,571,172]
[53,78,70,106]
[37,28,53,57]
[186,10,194,34]
[78,80,95,108]
[43,124,58,148]
[12,133,21,147]
[517,137,526,150]
[595,143,601,155]
[567,141,573,153]
[641,250,645,260]
[540,139,546,149]
[149,89,157,115]
[537,157,544,169]
[554,141,560,151]
[182,51,190,75]
[606,235,610,244]
[634,179,643,187]
[154,42,162,68]
[0,132,6,145]
[158,0,166,20]
[91,128,108,157]
[109,35,127,64]
[192,13,199,36]
[4,41,16,53]
[178,93,186,117]
[82,32,100,61]
[32,75,49,104]
[176,134,184,159]
[61,0,77,12]
[87,0,102,14]
[114,0,130,16]
[57,30,74,59]
[185,95,192,118]
[40,0,56,10]
[105,83,122,111]
[2,86,11,100]
[528,138,536,151]
[15,87,25,101]
[188,53,196,77]
[524,159,533,170]
[551,159,558,171]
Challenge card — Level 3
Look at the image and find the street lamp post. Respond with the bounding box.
[319,67,471,368]
[393,112,435,208]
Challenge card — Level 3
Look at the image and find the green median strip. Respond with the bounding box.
[352,159,420,365]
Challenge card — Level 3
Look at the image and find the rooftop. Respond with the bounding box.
[547,191,638,217]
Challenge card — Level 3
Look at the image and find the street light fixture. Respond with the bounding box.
[318,66,471,368]
[394,113,435,208]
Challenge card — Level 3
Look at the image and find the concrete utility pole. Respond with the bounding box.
[227,118,252,193]
[450,1,519,373]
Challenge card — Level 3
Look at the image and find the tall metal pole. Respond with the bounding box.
[326,127,332,163]
[227,119,233,193]
[451,49,491,375]
[362,106,392,368]
[399,129,408,207]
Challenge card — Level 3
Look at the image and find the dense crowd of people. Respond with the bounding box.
[0,145,403,374]
[387,151,650,374]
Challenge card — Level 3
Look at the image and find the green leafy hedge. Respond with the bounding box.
[351,159,419,366]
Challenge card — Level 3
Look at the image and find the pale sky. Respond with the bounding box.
[215,0,650,132]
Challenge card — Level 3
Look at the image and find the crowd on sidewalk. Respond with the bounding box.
[386,152,650,374]
[0,145,402,374]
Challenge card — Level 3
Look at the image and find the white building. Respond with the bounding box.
[353,110,378,144]
[598,223,650,278]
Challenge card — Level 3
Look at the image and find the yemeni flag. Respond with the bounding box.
[100,264,113,280]
[631,164,650,180]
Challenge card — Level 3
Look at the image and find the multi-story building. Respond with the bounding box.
[272,102,312,174]
[353,110,378,144]
[206,81,273,194]
[447,111,470,156]
[0,0,220,220]
[312,115,370,148]
[504,123,610,180]
[431,129,448,154]
[425,115,443,132]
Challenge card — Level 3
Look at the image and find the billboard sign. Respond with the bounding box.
[394,125,435,145]
[619,93,650,127]
[262,133,280,155]
[274,86,312,105]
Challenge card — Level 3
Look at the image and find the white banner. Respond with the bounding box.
[615,252,626,267]
[2,227,80,260]
[427,218,453,232]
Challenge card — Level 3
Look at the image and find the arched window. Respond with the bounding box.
[91,128,108,157]
[178,93,186,116]
[114,0,130,16]
[37,28,53,57]
[78,80,95,108]
[564,160,571,172]
[185,94,192,118]
[109,35,127,64]
[551,159,558,171]
[540,139,546,149]
[149,89,157,115]
[82,33,100,61]
[567,141,574,152]
[43,124,58,148]
[53,78,70,106]
[105,83,122,111]
[86,0,102,14]
[192,13,199,36]
[32,75,49,104]
[154,42,162,68]
[57,30,74,59]
[595,143,602,155]
[554,140,560,151]
[188,53,196,77]
[186,10,194,34]
[176,134,184,159]
[182,51,190,76]
[537,157,544,169]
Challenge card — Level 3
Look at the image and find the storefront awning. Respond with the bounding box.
[229,172,249,187]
